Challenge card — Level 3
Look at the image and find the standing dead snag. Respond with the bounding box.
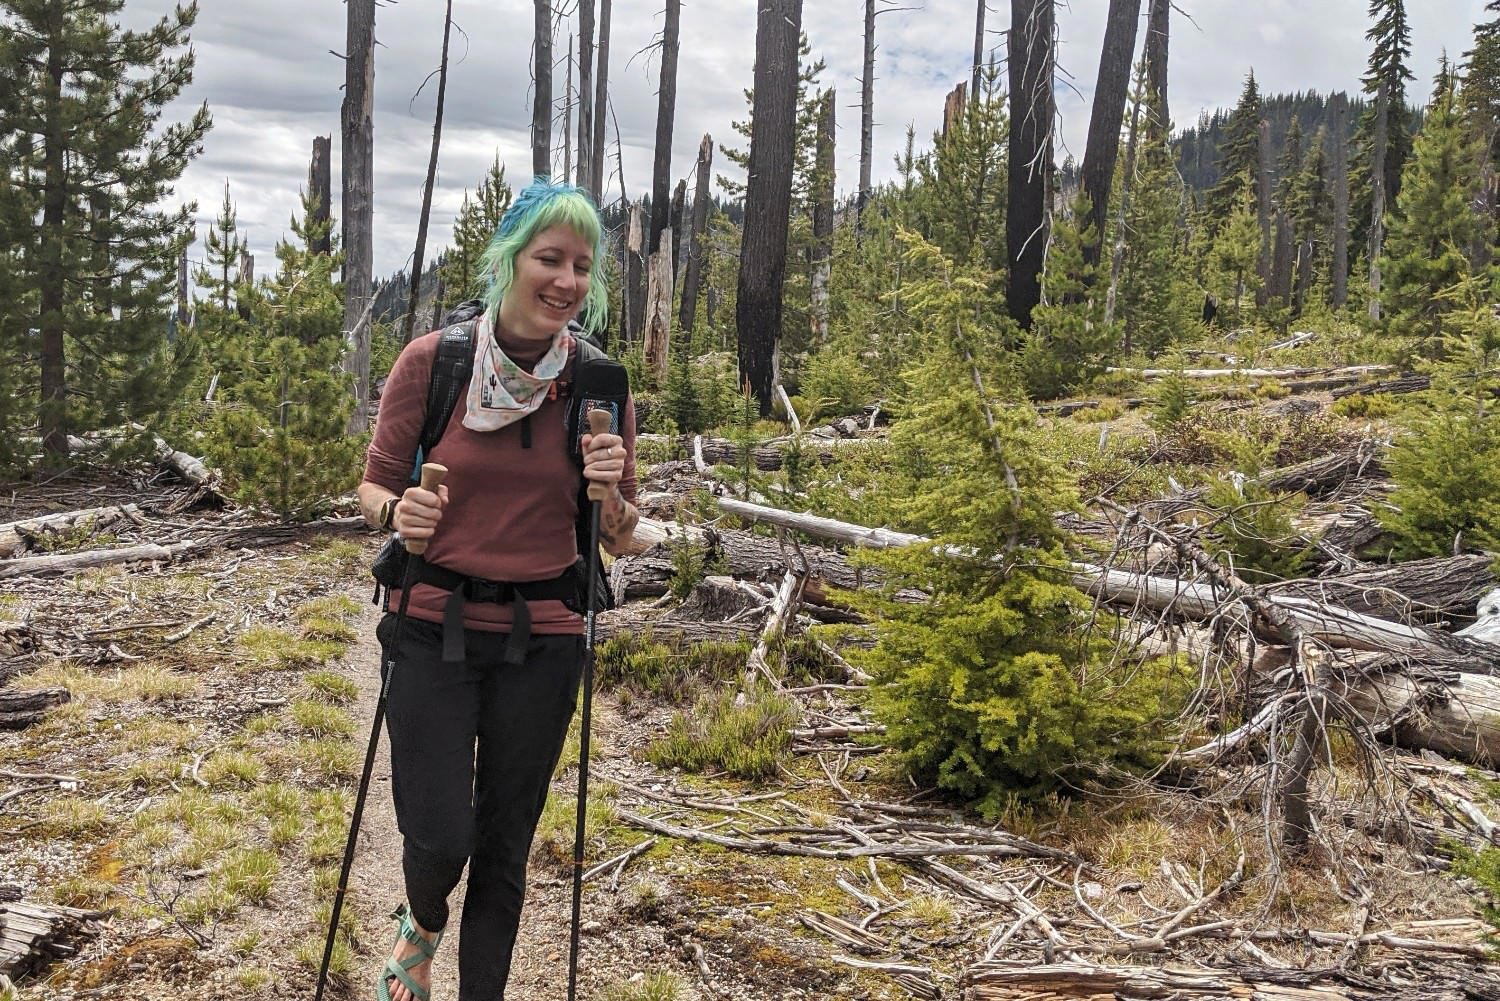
[1368,79,1389,320]
[590,0,612,202]
[736,0,804,415]
[341,0,376,435]
[309,136,332,256]
[576,0,594,193]
[1330,92,1351,308]
[810,89,836,346]
[532,0,552,178]
[649,0,681,258]
[1143,0,1169,136]
[403,0,454,345]
[1078,0,1140,278]
[679,135,714,335]
[1006,0,1054,331]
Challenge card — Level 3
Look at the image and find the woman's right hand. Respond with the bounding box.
[395,484,448,542]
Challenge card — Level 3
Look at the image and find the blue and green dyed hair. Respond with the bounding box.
[479,176,609,334]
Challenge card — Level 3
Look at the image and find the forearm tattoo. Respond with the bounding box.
[597,489,640,552]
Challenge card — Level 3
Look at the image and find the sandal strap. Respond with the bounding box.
[382,956,431,1001]
[389,904,443,959]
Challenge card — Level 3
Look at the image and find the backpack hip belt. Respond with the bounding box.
[404,555,585,666]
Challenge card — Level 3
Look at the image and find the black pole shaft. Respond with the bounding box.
[566,497,603,1001]
[314,559,419,1001]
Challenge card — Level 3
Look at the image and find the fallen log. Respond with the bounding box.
[1330,373,1431,399]
[1258,441,1387,496]
[0,898,107,981]
[0,504,141,559]
[715,496,1499,668]
[1107,363,1392,381]
[595,606,760,645]
[963,958,1494,1000]
[636,433,878,472]
[1274,555,1495,621]
[0,520,366,581]
[0,688,70,731]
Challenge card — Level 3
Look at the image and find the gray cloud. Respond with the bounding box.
[123,0,1487,284]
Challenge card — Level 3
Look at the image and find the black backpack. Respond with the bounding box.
[405,299,619,609]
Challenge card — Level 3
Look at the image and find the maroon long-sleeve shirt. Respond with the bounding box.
[362,328,637,635]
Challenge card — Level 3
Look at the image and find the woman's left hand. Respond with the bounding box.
[580,431,627,496]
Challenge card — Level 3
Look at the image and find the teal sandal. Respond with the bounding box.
[376,904,444,1001]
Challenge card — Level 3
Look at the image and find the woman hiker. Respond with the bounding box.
[356,177,639,1001]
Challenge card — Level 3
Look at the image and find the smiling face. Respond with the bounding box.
[496,224,594,342]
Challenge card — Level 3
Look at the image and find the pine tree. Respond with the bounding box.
[1023,192,1116,399]
[912,66,1009,278]
[195,181,250,349]
[1205,72,1262,225]
[203,194,362,517]
[1116,130,1196,356]
[840,232,1188,809]
[1211,179,1263,326]
[1275,116,1304,206]
[1378,273,1500,557]
[1379,67,1483,347]
[1348,0,1416,255]
[438,156,512,306]
[0,1,211,459]
[0,166,34,468]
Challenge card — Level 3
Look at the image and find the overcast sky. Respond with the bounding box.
[123,0,1490,282]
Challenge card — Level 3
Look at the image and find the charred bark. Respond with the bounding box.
[577,0,594,193]
[649,0,681,256]
[1006,0,1054,331]
[532,0,552,177]
[1330,95,1351,309]
[1143,0,1169,136]
[1078,0,1141,276]
[341,0,376,435]
[736,0,804,414]
[679,135,714,335]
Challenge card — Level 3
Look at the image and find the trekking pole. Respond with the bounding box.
[567,410,612,1001]
[314,462,447,1001]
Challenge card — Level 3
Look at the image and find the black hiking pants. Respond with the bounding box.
[377,613,583,1001]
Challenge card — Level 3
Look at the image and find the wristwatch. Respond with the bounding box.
[378,496,399,532]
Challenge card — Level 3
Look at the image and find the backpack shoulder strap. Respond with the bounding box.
[412,320,478,479]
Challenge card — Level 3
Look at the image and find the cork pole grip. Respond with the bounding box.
[587,409,614,503]
[404,462,448,556]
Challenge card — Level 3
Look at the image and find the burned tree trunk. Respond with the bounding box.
[1256,118,1273,308]
[532,0,552,178]
[309,136,332,255]
[1368,79,1389,321]
[624,203,645,345]
[810,88,836,346]
[341,0,376,435]
[645,239,673,385]
[1006,0,1054,331]
[679,135,714,335]
[858,0,876,226]
[577,0,594,192]
[736,0,804,415]
[590,0,611,202]
[1144,0,1169,135]
[670,178,686,285]
[402,0,454,345]
[971,0,986,103]
[1079,0,1141,276]
[1330,93,1350,309]
[1271,208,1294,308]
[1104,60,1146,332]
[649,0,681,256]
